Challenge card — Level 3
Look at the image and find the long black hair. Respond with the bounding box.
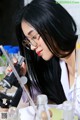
[15,0,79,104]
[16,23,66,104]
[18,0,78,58]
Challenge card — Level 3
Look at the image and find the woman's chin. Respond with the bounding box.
[42,55,53,61]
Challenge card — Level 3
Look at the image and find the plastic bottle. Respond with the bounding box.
[34,94,50,120]
[62,101,74,120]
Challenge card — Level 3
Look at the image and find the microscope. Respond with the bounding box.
[0,46,35,111]
[0,52,25,108]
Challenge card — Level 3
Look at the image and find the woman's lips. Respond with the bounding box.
[36,50,42,56]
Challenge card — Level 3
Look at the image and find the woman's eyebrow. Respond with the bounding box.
[28,30,33,35]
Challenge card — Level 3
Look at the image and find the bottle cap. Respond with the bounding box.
[63,101,73,110]
[37,94,48,105]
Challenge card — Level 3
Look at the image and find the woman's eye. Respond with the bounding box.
[32,36,36,39]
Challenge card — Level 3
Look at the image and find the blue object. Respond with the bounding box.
[3,45,12,53]
[8,48,18,54]
[12,46,20,52]
[3,45,12,49]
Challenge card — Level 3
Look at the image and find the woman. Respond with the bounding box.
[16,0,79,117]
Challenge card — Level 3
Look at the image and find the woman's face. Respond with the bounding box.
[21,20,53,61]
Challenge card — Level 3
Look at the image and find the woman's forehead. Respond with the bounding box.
[21,20,37,35]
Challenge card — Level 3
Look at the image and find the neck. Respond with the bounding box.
[62,50,75,75]
[61,50,76,87]
[61,50,75,76]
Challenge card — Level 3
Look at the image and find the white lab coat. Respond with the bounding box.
[60,60,80,118]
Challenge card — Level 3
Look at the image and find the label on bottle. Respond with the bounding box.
[0,108,8,120]
[0,112,7,120]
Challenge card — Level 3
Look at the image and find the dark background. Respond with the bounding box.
[0,0,24,46]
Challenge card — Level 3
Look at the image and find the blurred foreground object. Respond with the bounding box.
[0,51,25,108]
[34,94,51,120]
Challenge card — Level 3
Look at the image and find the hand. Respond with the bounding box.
[20,61,27,76]
[5,57,27,76]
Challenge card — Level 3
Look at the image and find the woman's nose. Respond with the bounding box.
[30,44,37,50]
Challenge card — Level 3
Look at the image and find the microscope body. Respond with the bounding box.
[0,57,24,108]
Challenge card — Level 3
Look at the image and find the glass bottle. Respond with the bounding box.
[8,107,20,120]
[34,94,50,120]
[62,101,74,120]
